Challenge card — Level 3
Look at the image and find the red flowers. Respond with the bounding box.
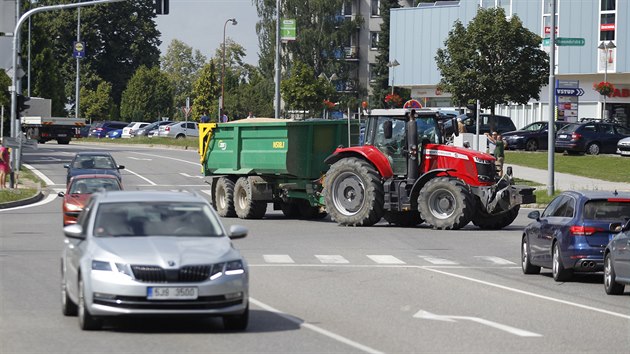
[384,93,402,107]
[323,99,336,109]
[593,81,615,96]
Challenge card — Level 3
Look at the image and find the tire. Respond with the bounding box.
[324,158,384,226]
[552,242,573,282]
[472,206,520,230]
[234,177,267,219]
[223,304,249,331]
[383,211,423,227]
[175,134,185,139]
[57,139,70,145]
[418,177,474,230]
[521,236,541,274]
[525,139,538,151]
[78,277,102,330]
[214,177,236,217]
[604,253,625,295]
[586,143,600,155]
[61,262,78,316]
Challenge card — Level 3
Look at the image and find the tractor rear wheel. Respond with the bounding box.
[324,158,384,226]
[418,177,473,230]
[472,205,520,230]
[234,177,267,219]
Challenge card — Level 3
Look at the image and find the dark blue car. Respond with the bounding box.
[604,219,630,295]
[64,152,125,185]
[88,121,128,138]
[522,190,630,282]
[503,121,568,151]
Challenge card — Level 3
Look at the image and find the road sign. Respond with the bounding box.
[73,41,86,58]
[280,19,296,42]
[543,37,585,46]
[182,106,191,117]
[555,88,584,96]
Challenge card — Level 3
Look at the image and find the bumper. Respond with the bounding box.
[87,270,248,317]
[555,141,583,152]
[472,176,536,214]
[504,138,525,150]
[617,146,630,155]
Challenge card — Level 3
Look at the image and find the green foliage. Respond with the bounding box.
[281,61,335,118]
[161,39,207,120]
[81,80,114,122]
[30,47,67,116]
[0,71,10,108]
[120,66,174,122]
[435,7,549,110]
[225,67,275,119]
[191,61,220,122]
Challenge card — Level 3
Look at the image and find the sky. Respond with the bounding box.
[154,0,262,65]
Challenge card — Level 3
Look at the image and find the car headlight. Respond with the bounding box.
[66,203,83,212]
[114,263,134,277]
[92,260,112,271]
[91,260,133,278]
[473,156,493,164]
[225,260,245,275]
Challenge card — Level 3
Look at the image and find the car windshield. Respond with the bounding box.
[93,202,223,237]
[583,200,630,221]
[72,155,116,169]
[70,178,121,194]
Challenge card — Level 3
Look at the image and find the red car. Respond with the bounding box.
[58,174,123,225]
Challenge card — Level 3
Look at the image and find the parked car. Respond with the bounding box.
[158,121,199,138]
[555,121,630,155]
[503,121,569,151]
[78,124,91,138]
[456,113,516,134]
[105,129,123,139]
[617,136,630,156]
[121,122,150,138]
[521,190,630,282]
[133,120,172,137]
[58,174,123,226]
[64,152,125,184]
[88,121,128,138]
[60,190,249,330]
[604,219,630,295]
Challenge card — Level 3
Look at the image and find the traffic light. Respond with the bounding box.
[17,94,30,115]
[155,0,169,15]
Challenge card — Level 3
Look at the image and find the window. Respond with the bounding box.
[542,196,565,218]
[369,63,377,82]
[342,1,352,16]
[370,32,379,49]
[600,13,615,40]
[601,0,615,11]
[371,0,380,16]
[552,197,575,218]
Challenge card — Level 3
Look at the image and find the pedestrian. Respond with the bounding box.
[200,111,210,123]
[247,111,255,119]
[0,143,10,189]
[487,132,507,176]
[485,131,497,155]
[221,110,228,123]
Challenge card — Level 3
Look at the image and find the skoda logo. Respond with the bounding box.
[168,261,176,267]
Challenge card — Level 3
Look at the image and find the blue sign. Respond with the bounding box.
[555,88,584,96]
[73,41,85,59]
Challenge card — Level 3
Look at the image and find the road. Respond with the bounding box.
[1,143,628,353]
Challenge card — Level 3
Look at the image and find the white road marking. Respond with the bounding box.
[367,255,405,264]
[22,164,54,186]
[179,172,204,179]
[475,256,516,265]
[124,168,156,186]
[315,255,350,264]
[419,256,458,265]
[413,310,542,337]
[127,156,152,161]
[250,297,385,354]
[263,255,295,263]
[132,152,200,165]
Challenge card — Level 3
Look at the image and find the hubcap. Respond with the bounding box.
[604,257,612,289]
[428,189,456,219]
[217,187,226,209]
[332,172,364,216]
[552,246,559,276]
[522,241,528,268]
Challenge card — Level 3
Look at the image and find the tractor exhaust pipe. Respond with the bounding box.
[407,110,419,183]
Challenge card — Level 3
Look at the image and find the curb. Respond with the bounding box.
[0,190,45,209]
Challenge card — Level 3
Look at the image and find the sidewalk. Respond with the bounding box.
[509,164,630,192]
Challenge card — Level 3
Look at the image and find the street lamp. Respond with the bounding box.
[598,40,616,120]
[387,59,400,95]
[221,18,237,120]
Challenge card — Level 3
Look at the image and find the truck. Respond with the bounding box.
[20,98,85,144]
[199,108,535,230]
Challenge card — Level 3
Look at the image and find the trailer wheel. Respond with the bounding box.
[383,211,423,227]
[324,157,384,226]
[472,205,520,230]
[214,177,236,217]
[418,177,473,230]
[234,177,267,219]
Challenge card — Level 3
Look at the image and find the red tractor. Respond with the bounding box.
[323,108,535,230]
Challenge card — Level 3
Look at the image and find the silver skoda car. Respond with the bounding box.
[61,191,249,331]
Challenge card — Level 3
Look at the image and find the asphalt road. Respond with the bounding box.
[1,142,628,353]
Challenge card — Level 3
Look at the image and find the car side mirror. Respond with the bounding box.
[63,224,85,239]
[117,165,125,170]
[610,222,623,233]
[383,121,393,139]
[228,225,248,239]
[63,164,70,169]
[58,191,65,197]
[527,210,540,220]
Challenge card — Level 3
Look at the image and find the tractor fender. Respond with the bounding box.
[409,168,457,208]
[324,146,393,179]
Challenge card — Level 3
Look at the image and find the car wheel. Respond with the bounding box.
[552,242,573,282]
[223,304,249,331]
[78,277,102,330]
[521,236,541,274]
[604,253,625,295]
[61,261,78,316]
[175,134,185,139]
[525,139,538,151]
[586,143,600,155]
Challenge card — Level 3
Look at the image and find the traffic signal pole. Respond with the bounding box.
[8,0,126,188]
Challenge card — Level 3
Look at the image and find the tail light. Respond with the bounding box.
[569,225,604,236]
[165,126,171,131]
[96,127,103,131]
[571,133,581,140]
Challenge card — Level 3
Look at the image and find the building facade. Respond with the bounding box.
[389,0,630,129]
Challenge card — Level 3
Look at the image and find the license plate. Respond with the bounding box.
[58,134,66,137]
[559,134,567,138]
[621,151,630,155]
[147,287,198,300]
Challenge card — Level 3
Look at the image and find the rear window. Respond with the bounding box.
[558,124,579,134]
[583,200,630,221]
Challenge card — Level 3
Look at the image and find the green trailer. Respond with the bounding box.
[199,118,360,219]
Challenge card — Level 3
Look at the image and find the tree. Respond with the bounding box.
[435,7,549,121]
[281,61,335,118]
[120,66,173,122]
[81,80,114,123]
[161,39,207,119]
[191,61,220,122]
[0,70,10,137]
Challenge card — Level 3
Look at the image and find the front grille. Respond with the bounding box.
[131,264,214,283]
[476,161,497,181]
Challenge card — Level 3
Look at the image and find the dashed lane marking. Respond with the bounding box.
[315,255,350,264]
[263,255,295,263]
[367,255,405,264]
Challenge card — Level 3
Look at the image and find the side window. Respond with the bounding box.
[600,124,615,134]
[582,124,597,133]
[187,122,196,129]
[542,196,565,218]
[76,199,95,234]
[553,197,575,217]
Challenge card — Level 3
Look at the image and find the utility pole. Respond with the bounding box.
[547,0,556,196]
[274,0,281,118]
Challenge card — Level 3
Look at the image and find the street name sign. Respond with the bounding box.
[555,88,584,96]
[543,37,585,46]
